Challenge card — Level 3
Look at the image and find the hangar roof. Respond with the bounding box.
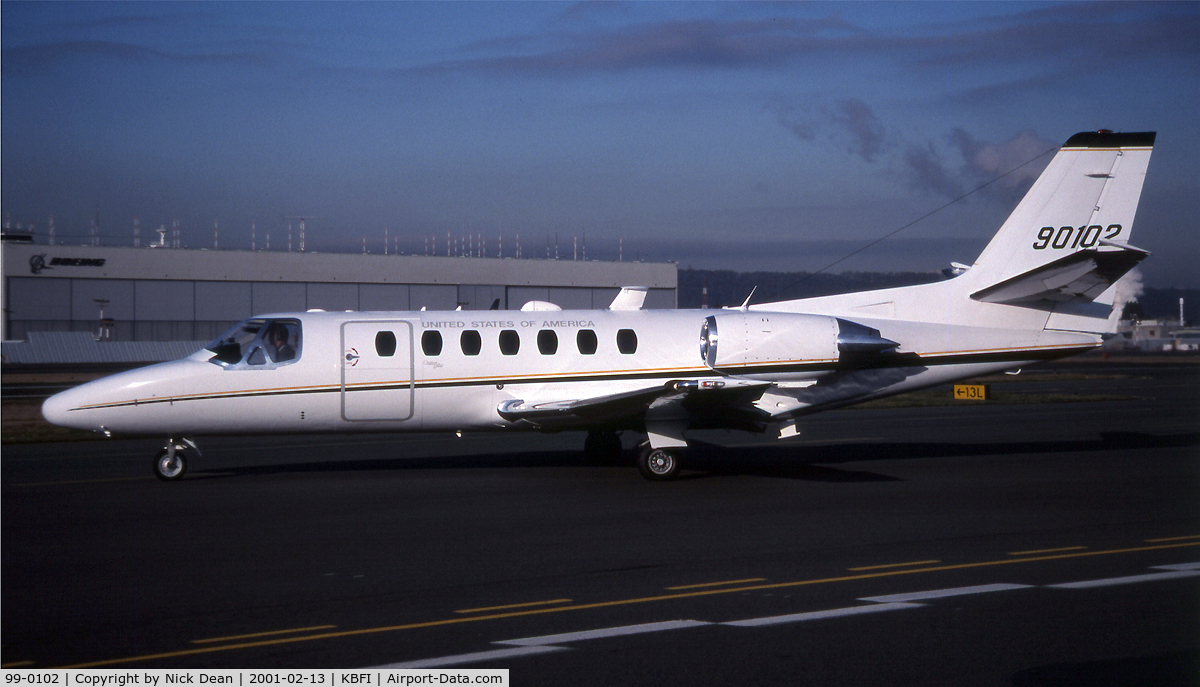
[2,244,676,288]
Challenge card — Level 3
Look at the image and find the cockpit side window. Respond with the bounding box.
[208,319,263,365]
[265,320,300,363]
[207,318,302,368]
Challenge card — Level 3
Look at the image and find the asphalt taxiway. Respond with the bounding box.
[3,363,1198,683]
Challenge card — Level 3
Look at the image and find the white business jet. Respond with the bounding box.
[43,130,1156,481]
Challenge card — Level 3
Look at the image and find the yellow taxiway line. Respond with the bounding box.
[191,625,338,645]
[455,599,573,614]
[59,539,1200,669]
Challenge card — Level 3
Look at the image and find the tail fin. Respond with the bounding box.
[963,131,1155,305]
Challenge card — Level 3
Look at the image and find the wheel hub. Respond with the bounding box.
[648,450,674,474]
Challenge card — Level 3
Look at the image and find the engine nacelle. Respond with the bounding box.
[700,313,897,380]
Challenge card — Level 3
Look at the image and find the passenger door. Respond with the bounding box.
[341,321,414,421]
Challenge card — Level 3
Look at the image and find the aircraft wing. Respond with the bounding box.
[970,242,1148,305]
[497,384,675,427]
[497,379,772,430]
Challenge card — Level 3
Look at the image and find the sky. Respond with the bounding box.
[3,1,1198,287]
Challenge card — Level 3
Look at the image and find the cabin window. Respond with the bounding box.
[206,318,302,368]
[460,330,482,356]
[577,329,598,355]
[537,329,558,355]
[421,330,443,356]
[376,331,397,357]
[499,329,520,356]
[617,329,638,354]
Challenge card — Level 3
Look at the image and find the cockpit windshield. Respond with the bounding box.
[207,318,302,368]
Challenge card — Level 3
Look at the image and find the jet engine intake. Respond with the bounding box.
[700,313,838,379]
[699,313,898,380]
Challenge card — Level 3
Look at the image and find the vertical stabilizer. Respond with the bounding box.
[963,131,1155,304]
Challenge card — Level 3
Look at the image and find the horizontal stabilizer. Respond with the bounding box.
[970,242,1148,305]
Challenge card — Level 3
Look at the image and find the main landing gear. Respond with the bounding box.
[583,431,684,480]
[637,443,681,481]
[153,438,199,481]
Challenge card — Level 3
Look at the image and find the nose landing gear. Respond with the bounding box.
[153,438,199,481]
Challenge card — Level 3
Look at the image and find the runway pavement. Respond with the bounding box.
[3,363,1198,683]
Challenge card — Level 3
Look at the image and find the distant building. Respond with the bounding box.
[1,242,676,344]
[1161,328,1200,352]
[1108,319,1199,352]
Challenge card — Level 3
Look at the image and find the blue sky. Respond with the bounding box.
[3,1,1198,287]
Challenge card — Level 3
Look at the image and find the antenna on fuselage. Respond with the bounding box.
[737,287,757,312]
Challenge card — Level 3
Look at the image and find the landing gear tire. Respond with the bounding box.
[637,444,681,481]
[153,448,187,481]
[584,431,623,464]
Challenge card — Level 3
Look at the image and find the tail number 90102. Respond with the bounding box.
[1033,224,1121,250]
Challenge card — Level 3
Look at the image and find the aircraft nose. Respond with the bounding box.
[42,387,98,432]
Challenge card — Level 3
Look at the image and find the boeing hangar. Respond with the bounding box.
[1,240,676,362]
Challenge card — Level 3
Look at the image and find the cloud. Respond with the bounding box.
[920,3,1200,68]
[900,129,1058,203]
[831,99,886,163]
[1,41,161,74]
[448,14,861,75]
[950,128,1057,194]
[774,103,817,143]
[552,1,636,28]
[0,39,275,77]
[776,96,1059,203]
[441,3,1199,80]
[902,142,964,200]
[774,98,888,163]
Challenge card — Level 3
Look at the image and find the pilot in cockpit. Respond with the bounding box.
[267,323,296,363]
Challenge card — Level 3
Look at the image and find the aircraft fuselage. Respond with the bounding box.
[42,306,1095,438]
